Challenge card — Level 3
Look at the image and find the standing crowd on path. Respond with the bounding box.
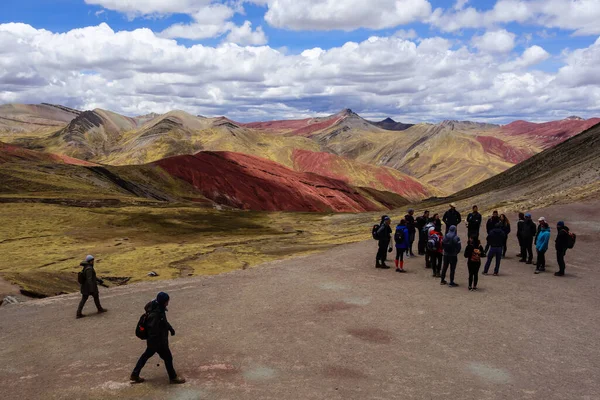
[373,204,576,290]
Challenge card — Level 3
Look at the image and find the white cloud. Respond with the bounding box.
[160,4,235,40]
[472,29,516,53]
[393,29,418,40]
[429,0,600,35]
[84,0,212,17]
[259,0,432,31]
[224,21,268,45]
[500,45,550,70]
[0,22,599,122]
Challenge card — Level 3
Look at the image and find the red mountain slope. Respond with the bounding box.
[155,151,394,212]
[0,141,96,166]
[501,118,600,148]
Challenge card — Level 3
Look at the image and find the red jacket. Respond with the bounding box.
[430,230,444,254]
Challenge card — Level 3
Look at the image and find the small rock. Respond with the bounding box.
[1,296,19,306]
[147,271,159,277]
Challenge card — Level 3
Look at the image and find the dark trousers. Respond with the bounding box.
[76,292,102,315]
[407,232,415,255]
[395,248,405,261]
[441,255,458,283]
[484,247,503,274]
[468,261,480,288]
[376,242,389,263]
[536,250,546,270]
[557,249,566,273]
[468,229,480,241]
[502,236,508,257]
[484,242,490,254]
[432,253,442,275]
[418,231,427,255]
[522,239,533,262]
[133,341,177,380]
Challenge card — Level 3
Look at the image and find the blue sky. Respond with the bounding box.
[1,0,599,122]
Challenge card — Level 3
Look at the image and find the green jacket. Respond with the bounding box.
[80,262,99,295]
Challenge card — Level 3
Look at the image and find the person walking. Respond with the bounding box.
[519,213,537,264]
[464,236,484,291]
[500,214,511,258]
[376,216,393,269]
[440,225,462,287]
[394,220,410,273]
[442,204,462,234]
[76,255,107,319]
[466,205,482,241]
[535,221,551,274]
[131,292,186,384]
[483,211,500,256]
[555,221,570,276]
[516,213,525,258]
[416,211,430,255]
[404,209,416,257]
[432,213,443,233]
[483,223,506,276]
[428,226,444,278]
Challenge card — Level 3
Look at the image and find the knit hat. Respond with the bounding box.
[557,221,565,227]
[156,292,170,305]
[408,208,414,213]
[525,213,532,218]
[85,255,94,262]
[383,216,391,221]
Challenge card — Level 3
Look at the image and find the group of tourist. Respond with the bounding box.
[374,204,574,291]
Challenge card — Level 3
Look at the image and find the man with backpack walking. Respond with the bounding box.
[440,225,462,287]
[555,221,574,276]
[404,209,416,257]
[76,255,107,319]
[416,210,430,255]
[483,223,506,276]
[442,203,462,234]
[131,292,186,384]
[466,205,482,241]
[375,216,393,269]
[535,221,551,274]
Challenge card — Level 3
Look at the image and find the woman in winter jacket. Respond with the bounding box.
[394,220,410,273]
[535,223,551,273]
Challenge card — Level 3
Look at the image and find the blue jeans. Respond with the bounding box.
[484,247,503,274]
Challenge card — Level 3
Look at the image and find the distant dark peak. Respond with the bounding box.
[337,108,359,117]
[565,115,583,121]
[382,117,396,123]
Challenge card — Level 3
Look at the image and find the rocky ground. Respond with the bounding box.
[0,201,598,399]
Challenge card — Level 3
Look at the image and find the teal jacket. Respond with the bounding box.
[536,227,551,252]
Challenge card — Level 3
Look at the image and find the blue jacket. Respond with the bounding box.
[536,227,551,252]
[394,225,410,250]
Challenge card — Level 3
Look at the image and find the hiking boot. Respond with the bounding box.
[375,261,382,268]
[516,253,522,258]
[519,259,526,263]
[526,261,533,265]
[554,272,565,276]
[380,263,391,269]
[493,273,499,276]
[468,286,472,291]
[440,280,447,285]
[76,314,85,319]
[395,268,401,273]
[170,376,186,384]
[534,269,541,274]
[98,308,108,314]
[472,287,478,291]
[448,282,459,288]
[398,269,406,273]
[482,272,488,275]
[130,375,145,384]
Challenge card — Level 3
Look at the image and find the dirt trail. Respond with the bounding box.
[1,201,599,400]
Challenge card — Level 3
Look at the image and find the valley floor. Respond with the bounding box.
[1,201,598,399]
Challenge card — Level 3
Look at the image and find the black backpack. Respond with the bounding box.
[567,231,576,249]
[394,227,405,244]
[372,224,381,240]
[77,270,85,285]
[135,312,149,340]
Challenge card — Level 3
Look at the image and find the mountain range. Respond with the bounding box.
[1,103,598,212]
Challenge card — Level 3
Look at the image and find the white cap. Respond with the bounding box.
[538,217,546,222]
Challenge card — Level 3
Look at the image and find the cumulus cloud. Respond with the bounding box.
[159,4,235,40]
[85,0,213,17]
[257,0,432,31]
[472,29,516,53]
[500,45,550,70]
[429,0,600,35]
[224,21,268,45]
[0,22,599,122]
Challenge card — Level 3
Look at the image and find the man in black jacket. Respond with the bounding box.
[483,211,500,256]
[555,221,570,276]
[76,255,107,319]
[442,203,462,234]
[416,210,430,255]
[404,209,416,257]
[483,223,506,276]
[466,205,482,240]
[519,213,537,264]
[131,292,186,384]
[376,217,393,268]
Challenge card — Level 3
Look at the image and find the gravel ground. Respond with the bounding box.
[0,201,598,400]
